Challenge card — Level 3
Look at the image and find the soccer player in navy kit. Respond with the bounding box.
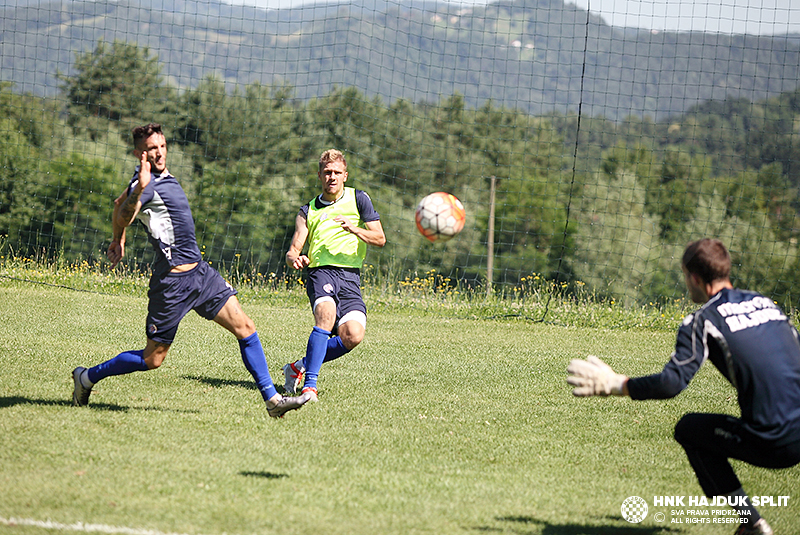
[282,149,386,400]
[72,123,312,418]
[567,238,800,535]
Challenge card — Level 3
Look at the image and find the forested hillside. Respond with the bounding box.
[2,38,800,306]
[0,0,798,120]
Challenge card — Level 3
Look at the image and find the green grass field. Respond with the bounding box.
[1,281,798,535]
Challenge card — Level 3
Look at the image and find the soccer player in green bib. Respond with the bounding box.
[283,149,386,400]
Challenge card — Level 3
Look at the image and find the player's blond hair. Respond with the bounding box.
[319,149,346,173]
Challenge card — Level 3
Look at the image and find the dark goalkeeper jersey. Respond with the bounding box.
[627,287,800,446]
[128,167,203,277]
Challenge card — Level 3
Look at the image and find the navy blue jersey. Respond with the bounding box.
[128,167,203,276]
[628,288,800,445]
[298,189,380,222]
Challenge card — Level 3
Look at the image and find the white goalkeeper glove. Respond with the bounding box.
[566,355,628,397]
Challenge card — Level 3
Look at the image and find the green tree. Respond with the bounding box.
[575,158,664,305]
[191,159,310,274]
[59,39,170,138]
[175,77,300,168]
[373,99,423,188]
[469,102,573,282]
[306,87,382,154]
[0,117,44,253]
[0,82,60,149]
[719,163,800,243]
[34,154,119,261]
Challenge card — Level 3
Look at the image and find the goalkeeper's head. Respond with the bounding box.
[681,238,732,303]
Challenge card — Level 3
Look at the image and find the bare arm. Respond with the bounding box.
[285,213,310,270]
[106,189,128,267]
[335,217,387,247]
[115,153,150,230]
[107,153,150,267]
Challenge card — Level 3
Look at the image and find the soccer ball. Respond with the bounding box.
[415,192,466,243]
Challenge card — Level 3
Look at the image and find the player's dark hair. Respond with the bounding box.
[319,149,346,173]
[682,238,731,284]
[132,123,163,148]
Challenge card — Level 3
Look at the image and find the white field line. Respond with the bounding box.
[0,516,205,535]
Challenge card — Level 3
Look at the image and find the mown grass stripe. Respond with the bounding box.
[0,516,200,535]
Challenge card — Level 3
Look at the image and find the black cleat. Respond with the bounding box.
[72,367,92,407]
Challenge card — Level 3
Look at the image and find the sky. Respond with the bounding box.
[229,0,800,35]
[567,0,800,35]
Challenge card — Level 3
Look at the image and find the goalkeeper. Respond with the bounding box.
[567,238,800,535]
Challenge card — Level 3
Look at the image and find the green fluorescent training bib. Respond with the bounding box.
[306,187,366,269]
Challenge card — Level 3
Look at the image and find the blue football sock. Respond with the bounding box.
[239,332,278,402]
[323,335,350,363]
[302,326,331,390]
[87,349,149,384]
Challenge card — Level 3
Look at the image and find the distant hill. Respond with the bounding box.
[1,0,798,120]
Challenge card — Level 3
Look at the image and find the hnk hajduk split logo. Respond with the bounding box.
[620,494,791,525]
[621,496,648,523]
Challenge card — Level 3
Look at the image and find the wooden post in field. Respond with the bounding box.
[487,176,496,296]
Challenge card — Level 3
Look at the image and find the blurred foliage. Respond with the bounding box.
[2,40,800,308]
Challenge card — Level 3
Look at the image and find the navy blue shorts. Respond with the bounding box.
[305,266,367,329]
[146,261,237,344]
[674,413,800,496]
